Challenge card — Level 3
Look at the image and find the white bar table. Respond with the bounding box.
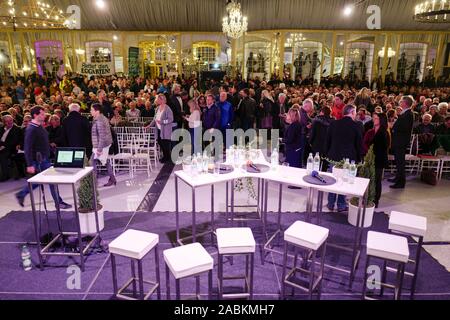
[27,167,101,272]
[261,166,370,289]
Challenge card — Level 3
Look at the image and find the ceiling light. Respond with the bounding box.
[96,0,106,9]
[113,35,118,40]
[343,5,354,16]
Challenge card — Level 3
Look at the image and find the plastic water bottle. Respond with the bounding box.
[313,152,321,172]
[202,151,209,173]
[349,160,357,184]
[306,153,314,174]
[196,153,202,173]
[21,245,32,271]
[234,148,240,169]
[191,155,198,176]
[342,158,350,183]
[271,148,279,171]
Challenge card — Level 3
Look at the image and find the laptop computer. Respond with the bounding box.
[43,148,86,175]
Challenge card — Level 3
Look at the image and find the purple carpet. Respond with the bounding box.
[0,209,449,300]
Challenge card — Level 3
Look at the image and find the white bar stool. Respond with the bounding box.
[164,243,214,300]
[363,231,409,300]
[281,221,329,300]
[216,228,256,300]
[388,211,427,299]
[109,229,161,300]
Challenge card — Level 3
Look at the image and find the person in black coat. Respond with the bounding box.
[46,115,64,160]
[309,106,334,172]
[0,115,22,181]
[62,103,92,158]
[363,113,389,208]
[390,96,414,189]
[169,85,183,129]
[282,107,302,168]
[326,104,363,212]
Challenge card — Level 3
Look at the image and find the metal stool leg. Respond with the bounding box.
[196,276,200,299]
[137,259,144,300]
[165,264,171,300]
[111,254,118,296]
[218,254,223,300]
[131,260,137,297]
[309,250,316,300]
[362,255,371,299]
[380,260,387,297]
[208,270,213,300]
[281,242,288,299]
[176,278,181,300]
[410,236,423,300]
[155,245,161,300]
[249,253,255,300]
[396,262,405,300]
[317,243,327,300]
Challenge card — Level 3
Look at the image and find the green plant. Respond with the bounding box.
[350,146,376,207]
[232,144,257,202]
[77,158,101,213]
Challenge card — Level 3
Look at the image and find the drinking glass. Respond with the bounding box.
[214,162,221,177]
[281,162,290,178]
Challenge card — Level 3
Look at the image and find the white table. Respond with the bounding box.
[28,166,101,272]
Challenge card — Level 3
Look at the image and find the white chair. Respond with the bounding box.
[388,211,427,299]
[164,243,214,300]
[362,231,409,300]
[109,229,161,300]
[281,221,329,300]
[131,132,153,177]
[216,228,256,300]
[438,155,450,180]
[110,132,134,177]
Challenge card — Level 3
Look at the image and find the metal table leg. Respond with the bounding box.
[29,182,44,270]
[175,176,180,243]
[72,183,85,272]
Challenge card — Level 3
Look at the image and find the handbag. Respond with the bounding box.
[261,115,273,129]
[420,169,437,186]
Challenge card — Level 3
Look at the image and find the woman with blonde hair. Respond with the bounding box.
[355,87,373,112]
[184,99,202,154]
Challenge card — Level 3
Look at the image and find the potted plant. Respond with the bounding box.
[322,158,347,181]
[347,146,376,228]
[77,159,104,235]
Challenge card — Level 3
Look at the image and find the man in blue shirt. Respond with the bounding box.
[217,92,234,148]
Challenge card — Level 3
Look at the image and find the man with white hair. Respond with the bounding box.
[299,98,314,166]
[438,102,448,118]
[62,103,92,158]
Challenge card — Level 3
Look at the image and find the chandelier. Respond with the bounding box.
[414,0,450,23]
[285,33,306,47]
[222,0,248,39]
[0,0,70,31]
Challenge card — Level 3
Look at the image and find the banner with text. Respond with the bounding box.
[80,62,114,76]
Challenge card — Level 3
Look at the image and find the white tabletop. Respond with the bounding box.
[27,167,94,185]
[175,162,369,198]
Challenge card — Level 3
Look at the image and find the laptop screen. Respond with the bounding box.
[54,148,86,168]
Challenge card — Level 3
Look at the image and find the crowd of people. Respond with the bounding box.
[0,71,449,209]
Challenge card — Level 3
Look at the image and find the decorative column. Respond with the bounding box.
[434,33,446,79]
[231,38,237,77]
[6,32,16,77]
[381,33,391,84]
[330,33,337,78]
[121,32,128,75]
[71,32,77,73]
[176,34,182,75]
[278,32,285,78]
[19,32,28,76]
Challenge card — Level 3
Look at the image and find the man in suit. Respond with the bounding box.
[326,104,363,212]
[389,95,414,189]
[238,88,256,131]
[0,114,22,181]
[62,103,93,159]
[169,84,183,129]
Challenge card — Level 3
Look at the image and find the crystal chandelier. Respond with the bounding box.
[0,0,70,31]
[414,0,450,23]
[222,0,248,39]
[285,33,306,47]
